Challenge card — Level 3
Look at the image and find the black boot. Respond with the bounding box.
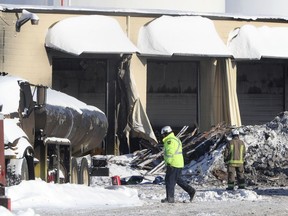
[227,182,234,190]
[238,179,246,189]
[161,198,168,203]
[167,197,175,203]
[177,177,196,202]
[161,197,175,203]
[188,188,196,202]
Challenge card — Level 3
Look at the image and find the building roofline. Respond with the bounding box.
[1,4,288,22]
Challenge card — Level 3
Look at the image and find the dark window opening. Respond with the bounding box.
[237,61,285,125]
[147,60,198,132]
[52,58,107,111]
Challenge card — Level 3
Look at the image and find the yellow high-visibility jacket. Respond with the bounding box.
[162,132,184,168]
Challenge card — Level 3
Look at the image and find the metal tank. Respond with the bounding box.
[34,104,108,156]
[18,81,108,157]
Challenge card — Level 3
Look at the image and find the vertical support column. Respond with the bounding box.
[106,59,118,155]
[56,144,60,183]
[68,145,72,184]
[284,65,288,111]
[0,114,6,187]
[0,114,11,210]
[39,142,47,181]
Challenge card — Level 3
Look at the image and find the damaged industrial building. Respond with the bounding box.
[1,1,288,188]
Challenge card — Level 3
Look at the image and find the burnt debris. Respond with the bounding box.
[130,112,288,187]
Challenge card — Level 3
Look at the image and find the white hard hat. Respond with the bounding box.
[232,129,239,136]
[161,126,172,135]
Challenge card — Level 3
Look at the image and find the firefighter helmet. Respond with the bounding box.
[232,129,239,136]
[161,126,173,136]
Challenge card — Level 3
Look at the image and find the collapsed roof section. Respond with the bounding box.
[45,15,138,55]
[137,15,232,57]
[227,24,288,60]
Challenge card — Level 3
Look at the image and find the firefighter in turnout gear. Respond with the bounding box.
[224,129,246,190]
[160,126,196,203]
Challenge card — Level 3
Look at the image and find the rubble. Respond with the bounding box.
[241,111,288,187]
[130,111,288,188]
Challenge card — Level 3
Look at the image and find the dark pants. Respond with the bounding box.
[165,166,195,201]
[227,165,245,188]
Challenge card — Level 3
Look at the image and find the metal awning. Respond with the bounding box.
[228,24,288,60]
[45,15,138,55]
[137,15,232,57]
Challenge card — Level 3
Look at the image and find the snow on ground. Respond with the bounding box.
[0,154,284,216]
[3,177,141,216]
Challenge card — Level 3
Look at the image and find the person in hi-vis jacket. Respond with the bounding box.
[160,126,196,203]
[224,129,246,190]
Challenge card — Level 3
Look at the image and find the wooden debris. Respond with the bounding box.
[131,123,232,177]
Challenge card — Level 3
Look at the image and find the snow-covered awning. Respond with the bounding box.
[45,15,138,55]
[228,24,288,60]
[137,15,232,57]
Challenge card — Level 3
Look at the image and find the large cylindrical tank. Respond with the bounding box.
[35,104,108,156]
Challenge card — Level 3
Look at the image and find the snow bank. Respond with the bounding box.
[6,179,142,213]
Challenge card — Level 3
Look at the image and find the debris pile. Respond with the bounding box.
[130,111,288,187]
[241,111,288,187]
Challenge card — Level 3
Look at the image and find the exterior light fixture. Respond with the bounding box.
[15,9,39,32]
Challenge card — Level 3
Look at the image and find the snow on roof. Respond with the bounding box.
[0,75,104,115]
[0,75,25,114]
[137,15,232,57]
[45,15,139,55]
[2,3,288,21]
[228,24,288,60]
